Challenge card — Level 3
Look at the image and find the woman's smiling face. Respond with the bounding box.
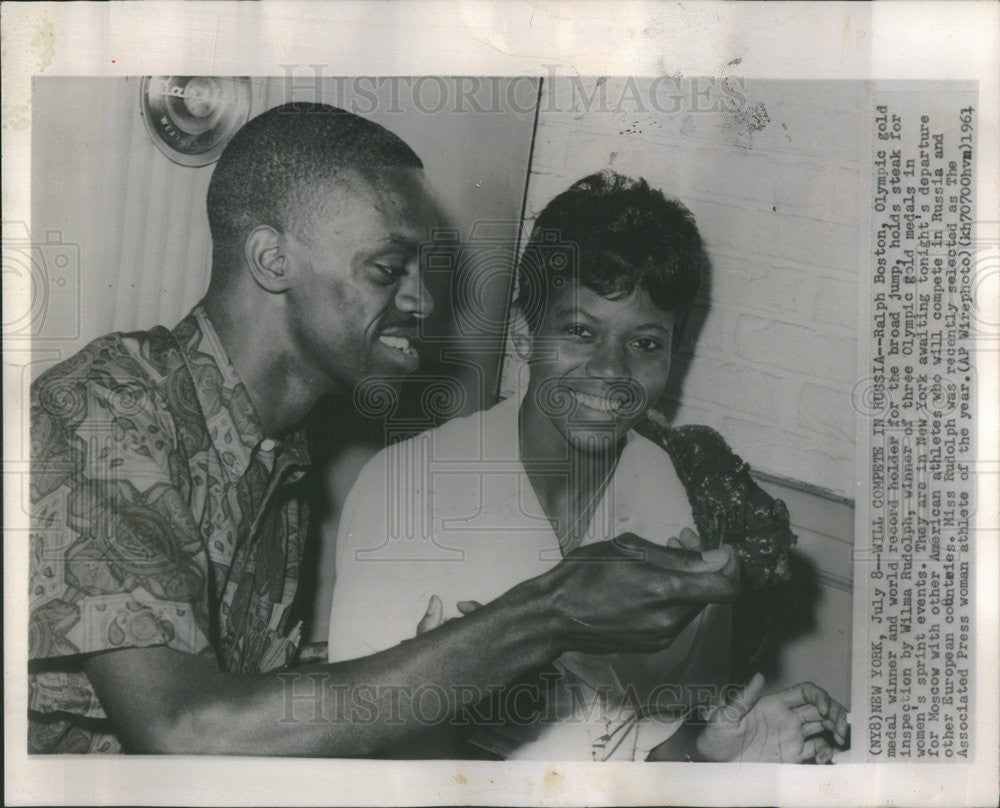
[522,282,676,453]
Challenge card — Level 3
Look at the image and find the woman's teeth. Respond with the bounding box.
[572,391,623,413]
[378,335,417,358]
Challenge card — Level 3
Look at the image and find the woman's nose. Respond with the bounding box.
[585,341,629,378]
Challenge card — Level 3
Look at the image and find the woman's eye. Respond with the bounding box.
[632,337,663,352]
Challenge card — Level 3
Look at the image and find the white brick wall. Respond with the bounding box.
[502,78,866,498]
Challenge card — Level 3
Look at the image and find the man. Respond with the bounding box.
[28,102,741,755]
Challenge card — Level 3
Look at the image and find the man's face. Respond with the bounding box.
[282,167,440,393]
[524,283,676,451]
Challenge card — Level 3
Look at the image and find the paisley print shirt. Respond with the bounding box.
[28,305,310,753]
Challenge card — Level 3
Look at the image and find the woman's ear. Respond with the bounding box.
[244,225,291,294]
[509,307,533,359]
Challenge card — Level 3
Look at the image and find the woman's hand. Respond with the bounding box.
[695,674,849,764]
[416,595,445,635]
[666,527,705,552]
[416,596,482,635]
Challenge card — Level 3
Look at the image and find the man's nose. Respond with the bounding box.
[396,270,435,320]
[585,341,629,378]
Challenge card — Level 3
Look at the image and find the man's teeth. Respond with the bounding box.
[378,335,417,356]
[573,391,623,413]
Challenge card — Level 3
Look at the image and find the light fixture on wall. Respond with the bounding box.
[140,76,252,167]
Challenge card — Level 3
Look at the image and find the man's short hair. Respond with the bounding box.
[516,170,707,345]
[207,102,423,255]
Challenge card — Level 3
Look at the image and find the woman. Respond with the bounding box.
[328,171,847,761]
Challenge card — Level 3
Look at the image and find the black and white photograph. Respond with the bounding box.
[4,3,997,806]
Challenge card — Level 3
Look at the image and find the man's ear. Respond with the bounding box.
[244,225,291,293]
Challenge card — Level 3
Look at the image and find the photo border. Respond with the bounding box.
[4,3,997,806]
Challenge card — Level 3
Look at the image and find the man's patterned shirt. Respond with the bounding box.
[29,305,310,753]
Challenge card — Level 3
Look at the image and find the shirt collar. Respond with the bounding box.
[484,393,638,498]
[174,304,310,480]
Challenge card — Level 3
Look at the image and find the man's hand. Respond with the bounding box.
[418,532,733,655]
[536,532,740,655]
[694,674,849,763]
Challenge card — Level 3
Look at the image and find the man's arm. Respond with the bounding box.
[84,536,739,756]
